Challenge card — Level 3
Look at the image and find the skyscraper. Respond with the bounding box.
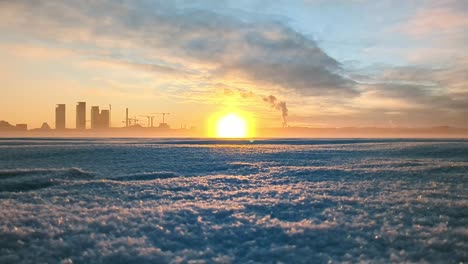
[90,106,110,129]
[91,106,100,129]
[55,104,66,130]
[100,110,110,129]
[76,102,86,129]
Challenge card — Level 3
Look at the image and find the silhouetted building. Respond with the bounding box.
[0,121,28,131]
[158,123,170,129]
[0,120,15,130]
[76,102,86,129]
[90,106,110,129]
[55,104,66,130]
[40,122,51,130]
[16,124,27,131]
[91,106,100,129]
[100,110,110,128]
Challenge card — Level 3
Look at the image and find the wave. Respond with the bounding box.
[111,171,179,182]
[0,167,93,192]
[0,167,91,178]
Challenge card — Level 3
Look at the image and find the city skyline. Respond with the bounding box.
[1,98,468,139]
[4,99,468,131]
[0,1,467,130]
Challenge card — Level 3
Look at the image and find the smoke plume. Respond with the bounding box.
[263,95,288,127]
[223,88,289,127]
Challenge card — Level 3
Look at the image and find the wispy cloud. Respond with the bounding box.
[396,4,468,37]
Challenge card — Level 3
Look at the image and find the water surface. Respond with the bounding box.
[0,138,467,263]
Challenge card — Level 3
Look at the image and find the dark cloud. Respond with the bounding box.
[0,0,357,97]
[359,63,468,126]
[374,82,468,111]
[216,21,357,96]
[371,63,468,113]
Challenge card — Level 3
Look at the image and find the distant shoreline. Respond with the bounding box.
[1,126,467,138]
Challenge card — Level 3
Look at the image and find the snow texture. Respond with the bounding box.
[0,138,467,263]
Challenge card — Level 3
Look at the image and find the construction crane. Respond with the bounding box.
[152,112,170,123]
[122,116,140,126]
[140,115,155,128]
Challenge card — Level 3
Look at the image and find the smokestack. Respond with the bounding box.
[126,108,129,127]
[109,104,112,128]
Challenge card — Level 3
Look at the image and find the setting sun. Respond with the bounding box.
[208,111,255,138]
[216,113,248,138]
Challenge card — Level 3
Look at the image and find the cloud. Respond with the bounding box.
[216,21,357,96]
[0,44,77,60]
[395,2,468,37]
[368,82,468,112]
[84,59,194,78]
[350,61,468,126]
[223,87,255,99]
[0,0,357,98]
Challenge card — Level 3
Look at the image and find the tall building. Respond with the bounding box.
[76,102,86,129]
[100,110,110,129]
[91,106,100,129]
[90,106,110,129]
[55,104,66,130]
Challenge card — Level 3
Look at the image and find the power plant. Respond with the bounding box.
[152,112,171,129]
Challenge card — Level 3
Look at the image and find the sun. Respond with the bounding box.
[216,113,248,138]
[208,111,255,138]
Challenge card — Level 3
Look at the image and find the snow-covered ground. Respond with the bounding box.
[0,138,467,263]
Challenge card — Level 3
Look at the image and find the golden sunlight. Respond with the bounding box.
[208,111,255,138]
[216,113,247,138]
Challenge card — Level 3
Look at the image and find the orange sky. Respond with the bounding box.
[1,1,467,129]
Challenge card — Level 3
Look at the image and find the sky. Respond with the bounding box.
[0,0,467,129]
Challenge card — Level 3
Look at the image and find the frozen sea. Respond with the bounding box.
[0,138,467,263]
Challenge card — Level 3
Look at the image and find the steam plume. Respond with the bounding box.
[223,88,289,127]
[263,95,288,127]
